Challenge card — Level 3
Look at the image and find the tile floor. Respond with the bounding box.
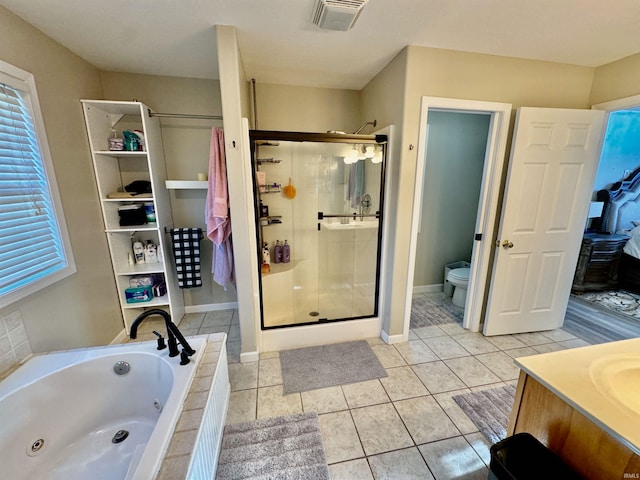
[129,307,591,479]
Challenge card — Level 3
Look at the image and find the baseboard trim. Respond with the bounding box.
[381,330,407,344]
[110,329,128,345]
[260,318,380,352]
[413,284,443,294]
[185,302,239,314]
[240,351,259,363]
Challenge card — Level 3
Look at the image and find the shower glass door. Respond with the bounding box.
[251,131,386,329]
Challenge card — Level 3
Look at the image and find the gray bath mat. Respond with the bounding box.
[280,340,387,394]
[411,292,463,327]
[452,384,516,445]
[216,412,329,480]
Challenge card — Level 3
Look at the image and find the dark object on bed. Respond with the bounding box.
[618,252,640,294]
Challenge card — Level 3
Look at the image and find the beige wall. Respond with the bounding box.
[216,25,260,359]
[0,6,122,354]
[100,72,237,307]
[253,83,361,133]
[589,53,640,106]
[362,45,596,335]
[360,49,409,336]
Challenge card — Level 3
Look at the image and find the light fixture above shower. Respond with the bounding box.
[311,0,370,31]
[344,145,360,164]
[364,145,375,159]
[343,144,382,164]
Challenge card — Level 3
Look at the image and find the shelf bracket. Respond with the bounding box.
[109,113,125,127]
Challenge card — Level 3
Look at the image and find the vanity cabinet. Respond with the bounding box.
[572,233,628,293]
[81,100,184,332]
[509,371,640,479]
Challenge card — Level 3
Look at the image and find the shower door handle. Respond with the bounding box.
[317,212,380,219]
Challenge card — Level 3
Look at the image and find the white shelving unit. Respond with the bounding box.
[82,100,185,332]
[165,180,208,190]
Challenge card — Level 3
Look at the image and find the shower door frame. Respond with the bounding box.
[249,130,388,330]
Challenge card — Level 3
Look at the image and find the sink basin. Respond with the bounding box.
[589,354,640,415]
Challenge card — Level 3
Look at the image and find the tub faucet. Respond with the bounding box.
[129,309,195,359]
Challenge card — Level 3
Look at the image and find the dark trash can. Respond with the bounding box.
[488,432,583,480]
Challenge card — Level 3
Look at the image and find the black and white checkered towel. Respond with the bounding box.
[170,228,203,288]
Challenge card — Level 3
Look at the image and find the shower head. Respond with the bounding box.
[353,120,377,134]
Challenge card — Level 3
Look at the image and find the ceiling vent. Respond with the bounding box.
[311,0,369,31]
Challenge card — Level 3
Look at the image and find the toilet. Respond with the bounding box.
[447,267,470,308]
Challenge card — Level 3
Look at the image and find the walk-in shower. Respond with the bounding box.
[250,130,387,329]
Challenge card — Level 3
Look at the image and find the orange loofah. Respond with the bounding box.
[283,178,296,199]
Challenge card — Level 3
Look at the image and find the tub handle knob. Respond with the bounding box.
[152,330,166,350]
[179,349,191,365]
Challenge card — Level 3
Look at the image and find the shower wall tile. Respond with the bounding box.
[0,309,33,378]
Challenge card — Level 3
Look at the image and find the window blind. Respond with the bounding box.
[0,81,68,296]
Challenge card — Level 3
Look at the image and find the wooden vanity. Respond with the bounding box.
[509,339,640,479]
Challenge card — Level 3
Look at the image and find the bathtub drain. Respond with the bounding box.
[113,361,130,375]
[112,430,129,444]
[26,438,46,457]
[31,439,44,452]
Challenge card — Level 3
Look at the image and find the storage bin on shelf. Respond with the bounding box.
[125,285,154,303]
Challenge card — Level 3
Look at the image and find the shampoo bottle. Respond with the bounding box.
[274,240,282,263]
[282,240,290,263]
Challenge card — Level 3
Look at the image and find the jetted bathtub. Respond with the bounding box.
[0,337,209,480]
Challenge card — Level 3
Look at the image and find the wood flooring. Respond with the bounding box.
[564,295,640,344]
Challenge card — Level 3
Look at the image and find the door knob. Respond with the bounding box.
[502,240,514,249]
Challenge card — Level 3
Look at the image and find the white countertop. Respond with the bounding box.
[515,337,640,455]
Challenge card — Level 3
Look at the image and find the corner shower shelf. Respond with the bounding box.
[259,184,281,193]
[257,158,281,165]
[260,216,282,226]
[261,261,296,276]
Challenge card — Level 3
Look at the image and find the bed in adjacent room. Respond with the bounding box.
[594,167,640,294]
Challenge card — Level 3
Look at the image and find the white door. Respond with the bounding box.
[483,107,606,336]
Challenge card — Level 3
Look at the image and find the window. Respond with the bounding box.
[0,60,75,308]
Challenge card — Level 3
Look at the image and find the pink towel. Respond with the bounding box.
[205,127,234,289]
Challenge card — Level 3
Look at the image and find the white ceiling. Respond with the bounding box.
[2,0,640,90]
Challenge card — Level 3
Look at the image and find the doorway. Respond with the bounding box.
[414,110,491,298]
[406,97,512,338]
[568,99,640,340]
